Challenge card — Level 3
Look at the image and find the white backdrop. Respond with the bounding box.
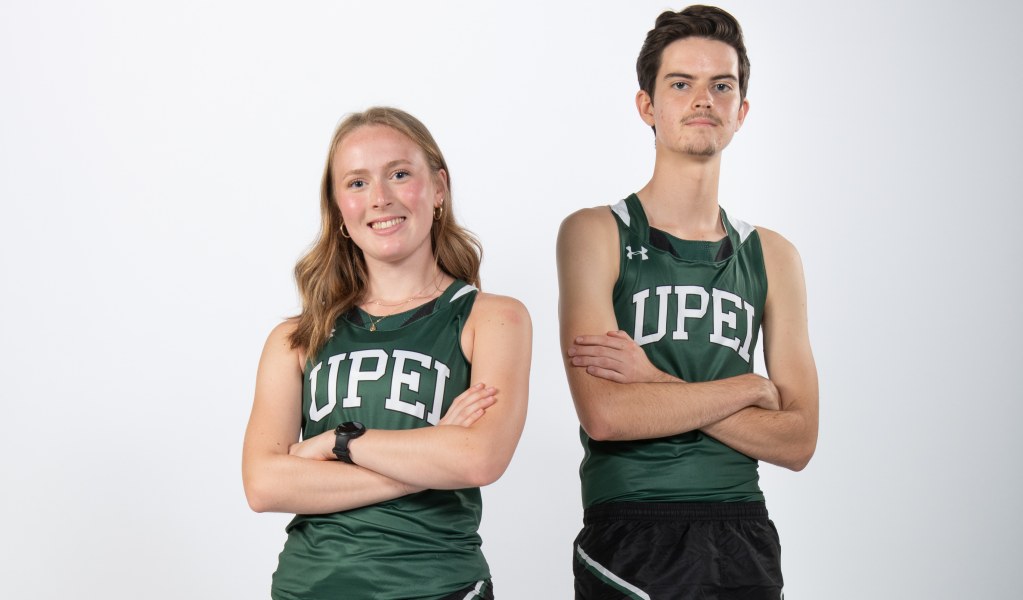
[2,1,1021,598]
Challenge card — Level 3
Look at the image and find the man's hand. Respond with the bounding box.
[567,330,679,384]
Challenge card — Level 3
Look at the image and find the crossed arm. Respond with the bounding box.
[242,294,531,514]
[556,208,817,470]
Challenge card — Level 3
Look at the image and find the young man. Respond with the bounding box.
[557,6,818,599]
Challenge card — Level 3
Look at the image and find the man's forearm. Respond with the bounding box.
[572,372,778,442]
[701,405,816,471]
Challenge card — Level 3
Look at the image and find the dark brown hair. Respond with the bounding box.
[289,107,482,360]
[636,5,750,102]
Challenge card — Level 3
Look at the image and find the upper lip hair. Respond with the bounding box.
[684,113,720,125]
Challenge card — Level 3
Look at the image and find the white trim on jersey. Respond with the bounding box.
[726,213,756,243]
[611,198,631,227]
[450,284,478,302]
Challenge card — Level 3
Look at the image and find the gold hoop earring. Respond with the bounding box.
[434,205,444,221]
[340,222,351,239]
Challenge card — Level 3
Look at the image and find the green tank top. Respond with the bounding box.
[580,194,768,507]
[272,281,490,600]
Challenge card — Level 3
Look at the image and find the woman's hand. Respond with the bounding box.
[288,430,336,461]
[438,382,498,427]
[285,383,497,462]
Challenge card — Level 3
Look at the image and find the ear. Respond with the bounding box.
[434,169,449,207]
[734,98,750,132]
[636,90,655,128]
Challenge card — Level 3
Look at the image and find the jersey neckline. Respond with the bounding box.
[614,193,753,266]
[344,279,477,333]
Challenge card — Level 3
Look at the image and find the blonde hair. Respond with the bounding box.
[290,107,483,359]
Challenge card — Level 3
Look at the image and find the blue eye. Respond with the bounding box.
[393,170,410,180]
[347,179,366,189]
[714,83,732,92]
[671,81,689,90]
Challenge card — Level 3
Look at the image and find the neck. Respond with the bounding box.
[635,149,724,239]
[363,252,445,307]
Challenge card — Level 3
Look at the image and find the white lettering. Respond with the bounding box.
[304,349,460,424]
[426,360,451,425]
[343,349,387,407]
[308,360,333,422]
[633,286,671,346]
[738,301,755,362]
[385,350,432,419]
[672,286,709,341]
[709,288,742,352]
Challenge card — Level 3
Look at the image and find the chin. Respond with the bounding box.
[681,143,719,157]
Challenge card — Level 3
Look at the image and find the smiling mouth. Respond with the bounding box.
[370,217,405,230]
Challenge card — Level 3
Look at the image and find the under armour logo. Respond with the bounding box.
[626,245,648,260]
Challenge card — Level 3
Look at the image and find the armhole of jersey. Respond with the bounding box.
[608,205,628,300]
[749,230,768,305]
[453,285,479,366]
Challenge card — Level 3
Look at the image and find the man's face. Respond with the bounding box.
[638,37,749,158]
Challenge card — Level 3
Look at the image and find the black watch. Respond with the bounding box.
[333,421,366,464]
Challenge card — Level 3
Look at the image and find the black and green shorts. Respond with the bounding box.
[574,502,783,600]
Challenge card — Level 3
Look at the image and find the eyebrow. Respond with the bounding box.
[341,159,413,179]
[663,72,738,82]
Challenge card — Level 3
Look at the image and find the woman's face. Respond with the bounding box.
[332,125,446,268]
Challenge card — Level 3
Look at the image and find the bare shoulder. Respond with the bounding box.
[267,317,299,341]
[756,226,808,315]
[557,205,621,336]
[262,317,305,371]
[558,205,617,248]
[264,317,301,349]
[470,292,531,328]
[756,226,803,273]
[463,292,532,364]
[557,205,620,283]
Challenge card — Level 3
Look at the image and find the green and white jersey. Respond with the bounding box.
[272,281,489,600]
[580,194,768,507]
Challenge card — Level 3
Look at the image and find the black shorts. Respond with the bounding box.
[439,579,494,600]
[574,502,783,600]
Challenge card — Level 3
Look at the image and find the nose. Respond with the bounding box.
[692,87,713,110]
[372,182,393,208]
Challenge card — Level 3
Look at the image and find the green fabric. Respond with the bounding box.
[581,194,768,507]
[272,281,490,600]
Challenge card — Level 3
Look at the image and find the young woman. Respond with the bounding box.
[243,107,531,600]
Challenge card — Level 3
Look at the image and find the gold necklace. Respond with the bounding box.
[367,270,444,308]
[367,313,388,332]
[364,270,444,331]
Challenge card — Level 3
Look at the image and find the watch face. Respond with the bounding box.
[337,421,364,435]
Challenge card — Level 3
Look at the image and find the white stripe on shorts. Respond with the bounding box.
[461,580,484,600]
[576,545,651,600]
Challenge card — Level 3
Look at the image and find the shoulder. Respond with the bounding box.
[463,292,532,363]
[755,226,808,312]
[558,206,617,244]
[755,226,803,272]
[557,205,621,273]
[469,292,531,328]
[266,317,299,345]
[263,317,306,371]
